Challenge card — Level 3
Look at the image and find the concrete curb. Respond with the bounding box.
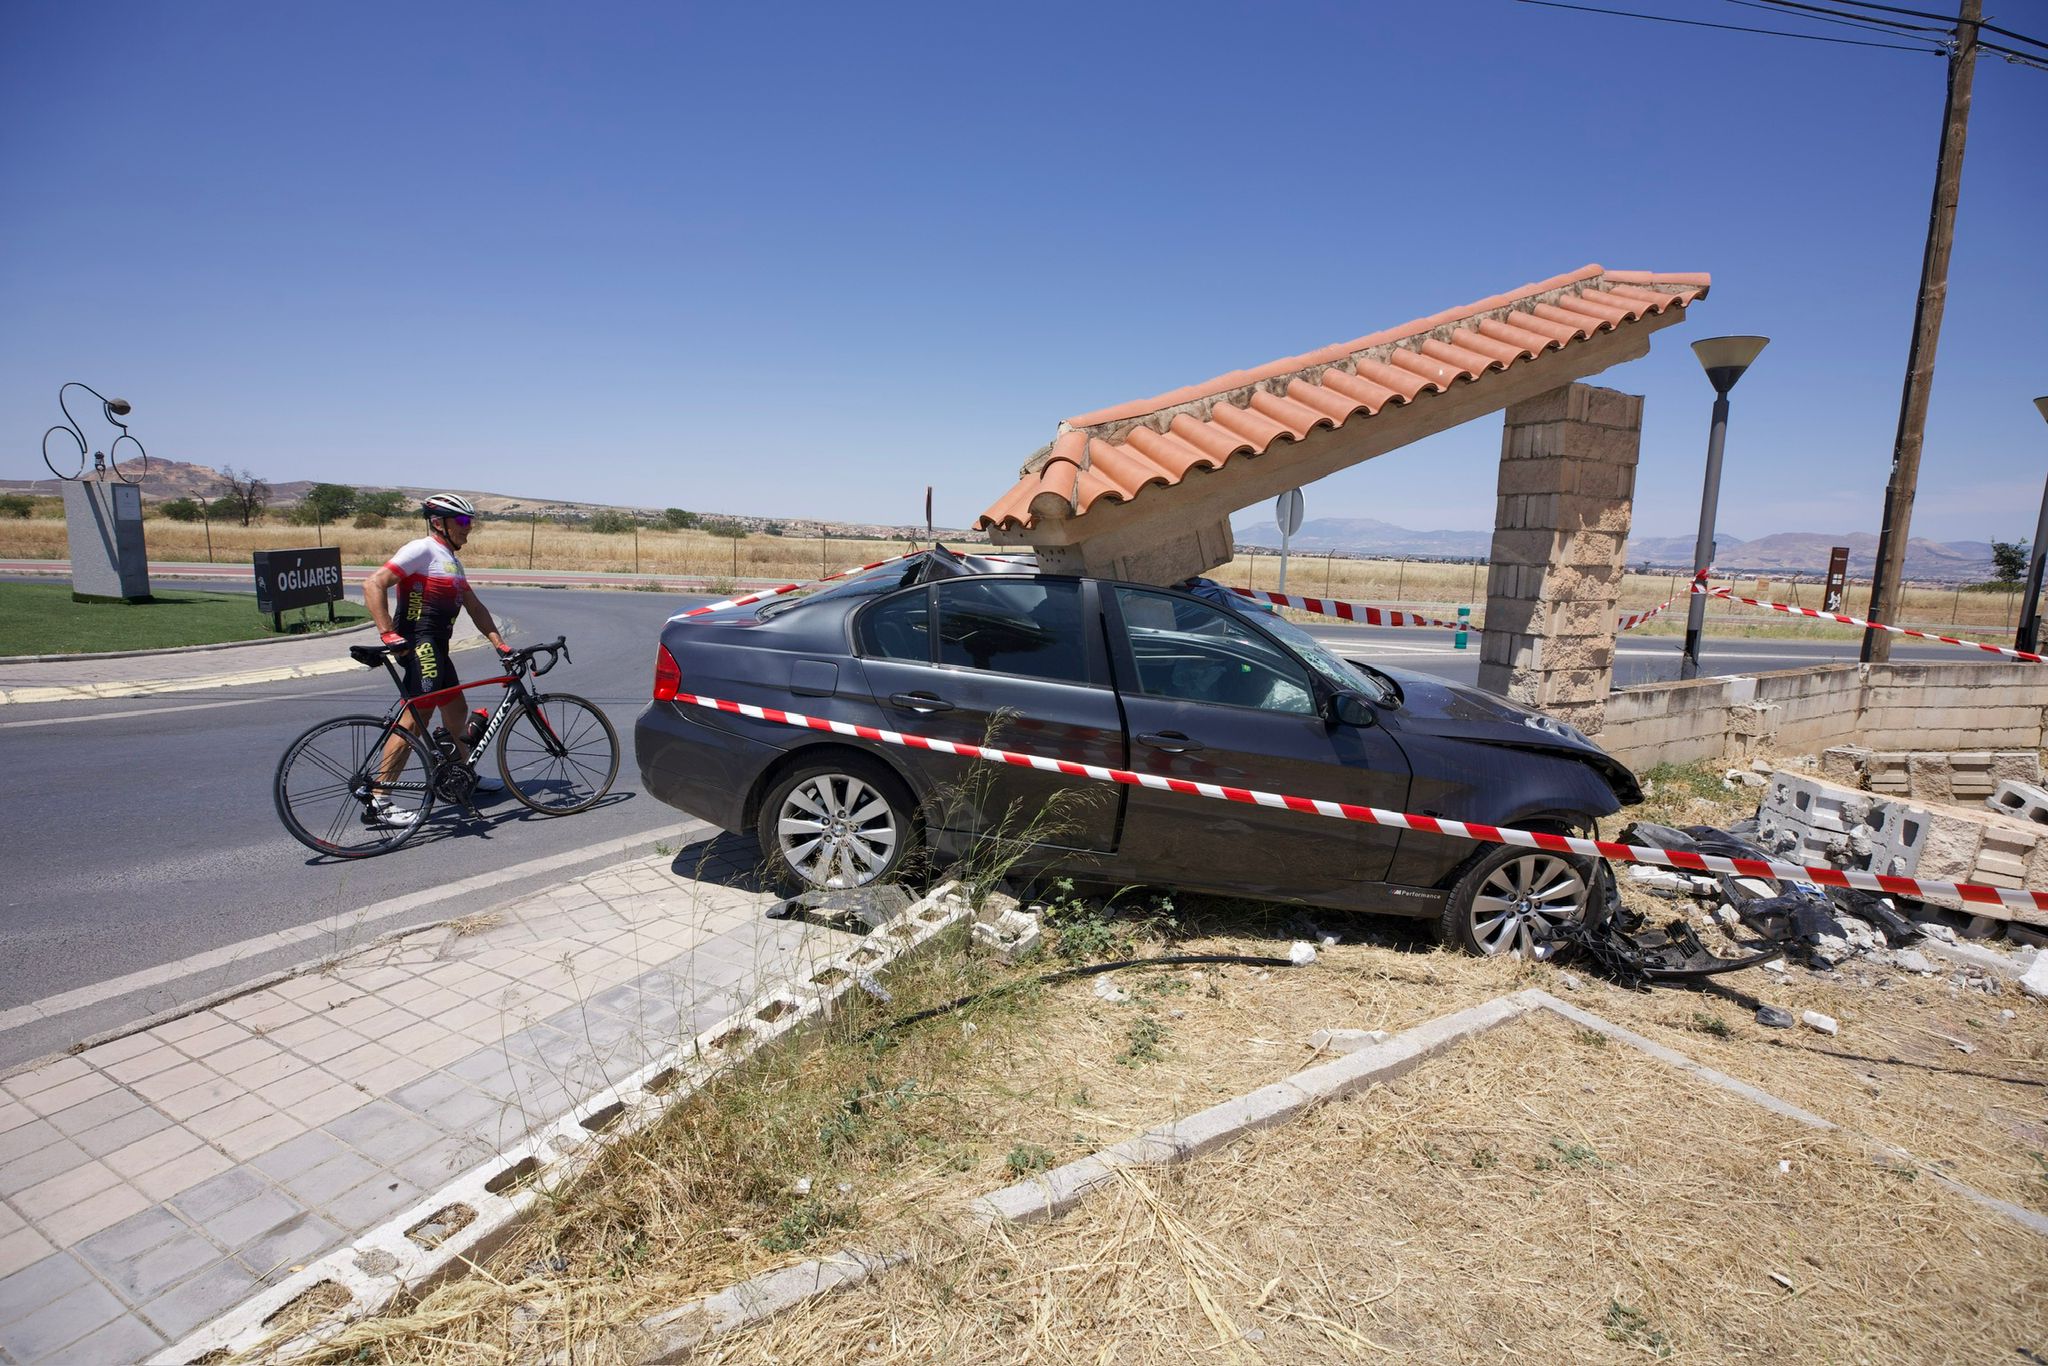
[616,985,2048,1361]
[0,617,375,665]
[154,882,973,1366]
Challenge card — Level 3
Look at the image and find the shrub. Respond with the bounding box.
[353,511,387,529]
[660,507,700,531]
[0,494,36,519]
[704,518,747,539]
[589,510,634,534]
[158,497,203,522]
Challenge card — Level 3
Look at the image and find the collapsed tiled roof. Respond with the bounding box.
[980,264,1708,533]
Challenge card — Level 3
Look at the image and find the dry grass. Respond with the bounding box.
[720,1012,2048,1365]
[271,758,2048,1364]
[0,512,2022,637]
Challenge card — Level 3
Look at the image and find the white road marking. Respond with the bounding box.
[0,824,698,1036]
[0,689,364,729]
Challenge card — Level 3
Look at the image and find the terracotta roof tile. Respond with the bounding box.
[980,264,1707,534]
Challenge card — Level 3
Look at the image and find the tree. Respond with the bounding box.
[353,511,387,529]
[0,494,33,519]
[358,489,409,518]
[660,508,700,531]
[1991,540,2029,586]
[588,509,633,534]
[217,467,270,526]
[208,495,242,521]
[296,483,358,524]
[159,497,203,522]
[704,519,747,539]
[763,521,785,537]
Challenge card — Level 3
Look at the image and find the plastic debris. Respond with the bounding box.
[1091,977,1130,1003]
[1757,1005,1794,1029]
[1778,1159,1792,1174]
[1287,941,1318,966]
[854,973,892,1004]
[1800,1010,1838,1036]
[791,1176,813,1196]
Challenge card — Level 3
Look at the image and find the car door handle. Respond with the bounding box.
[1137,731,1203,753]
[889,692,954,714]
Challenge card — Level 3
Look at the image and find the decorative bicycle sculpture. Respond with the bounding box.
[43,382,148,484]
[273,635,619,858]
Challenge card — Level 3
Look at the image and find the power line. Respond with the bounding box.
[1513,0,1946,51]
[1729,0,1947,37]
[1810,0,2048,51]
[1980,40,2048,70]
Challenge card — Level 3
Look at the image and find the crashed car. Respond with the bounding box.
[633,549,1641,955]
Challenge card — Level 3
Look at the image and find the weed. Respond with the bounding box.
[1549,1138,1602,1169]
[1603,1299,1673,1357]
[1116,1015,1167,1066]
[1574,1027,1609,1048]
[761,1195,859,1253]
[1642,760,1734,802]
[1470,1148,1497,1170]
[654,841,676,857]
[1005,1144,1054,1176]
[1690,1012,1733,1039]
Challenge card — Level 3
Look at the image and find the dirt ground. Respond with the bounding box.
[270,763,2048,1364]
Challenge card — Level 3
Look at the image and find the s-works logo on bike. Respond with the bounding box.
[273,635,619,858]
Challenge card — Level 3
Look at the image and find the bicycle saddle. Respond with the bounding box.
[349,644,395,667]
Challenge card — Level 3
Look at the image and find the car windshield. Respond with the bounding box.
[1187,579,1399,707]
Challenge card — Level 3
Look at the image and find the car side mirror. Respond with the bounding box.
[1328,691,1376,728]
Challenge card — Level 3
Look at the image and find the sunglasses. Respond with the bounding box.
[440,514,472,527]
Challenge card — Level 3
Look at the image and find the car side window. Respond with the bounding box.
[934,580,1089,684]
[856,587,931,662]
[1113,588,1315,714]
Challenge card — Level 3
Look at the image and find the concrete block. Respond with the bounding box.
[1987,780,2048,827]
[1991,750,2043,786]
[1973,828,2037,889]
[1907,752,1954,804]
[1820,745,1871,786]
[1915,809,1986,882]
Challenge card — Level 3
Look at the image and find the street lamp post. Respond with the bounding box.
[1680,337,1769,681]
[2015,396,2048,655]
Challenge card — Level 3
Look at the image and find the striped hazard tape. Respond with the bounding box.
[676,551,922,620]
[1695,581,2044,663]
[665,689,2048,915]
[1225,586,1470,631]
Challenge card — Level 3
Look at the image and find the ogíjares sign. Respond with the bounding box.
[253,547,344,616]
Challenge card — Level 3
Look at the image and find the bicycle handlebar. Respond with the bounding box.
[501,635,570,677]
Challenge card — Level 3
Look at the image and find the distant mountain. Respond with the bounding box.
[1232,514,1998,582]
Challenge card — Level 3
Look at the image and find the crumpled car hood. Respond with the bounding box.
[1372,665,1642,803]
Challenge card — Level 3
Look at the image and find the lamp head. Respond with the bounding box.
[1691,336,1769,396]
[106,398,132,417]
[2034,395,2048,424]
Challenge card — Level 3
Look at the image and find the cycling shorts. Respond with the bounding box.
[399,634,459,701]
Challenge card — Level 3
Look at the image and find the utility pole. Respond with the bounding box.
[1863,0,1980,662]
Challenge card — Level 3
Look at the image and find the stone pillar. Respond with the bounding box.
[1478,383,1641,733]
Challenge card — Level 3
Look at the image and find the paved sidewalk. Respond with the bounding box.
[0,615,492,704]
[0,836,870,1364]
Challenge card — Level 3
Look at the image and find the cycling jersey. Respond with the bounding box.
[384,535,469,637]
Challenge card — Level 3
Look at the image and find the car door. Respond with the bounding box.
[852,576,1125,854]
[1105,585,1411,895]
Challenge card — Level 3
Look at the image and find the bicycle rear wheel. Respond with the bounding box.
[496,692,618,815]
[275,715,436,858]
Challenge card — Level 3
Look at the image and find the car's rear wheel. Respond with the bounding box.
[1440,840,1594,958]
[756,754,920,894]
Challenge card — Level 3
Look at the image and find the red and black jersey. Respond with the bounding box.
[384,535,469,637]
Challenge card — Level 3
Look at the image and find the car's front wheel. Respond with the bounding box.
[1440,840,1594,958]
[756,755,920,894]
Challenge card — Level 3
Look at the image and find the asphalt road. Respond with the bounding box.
[0,580,1987,1070]
[0,583,705,1068]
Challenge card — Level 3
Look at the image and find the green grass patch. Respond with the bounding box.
[0,582,366,654]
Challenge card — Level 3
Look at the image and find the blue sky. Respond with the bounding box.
[3,1,2044,542]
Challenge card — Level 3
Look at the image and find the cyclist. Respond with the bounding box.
[360,493,511,825]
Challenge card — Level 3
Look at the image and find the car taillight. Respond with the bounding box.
[653,644,681,702]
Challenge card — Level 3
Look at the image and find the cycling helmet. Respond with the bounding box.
[421,493,476,521]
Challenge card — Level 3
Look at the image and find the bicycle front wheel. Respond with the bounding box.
[275,715,436,858]
[496,693,619,815]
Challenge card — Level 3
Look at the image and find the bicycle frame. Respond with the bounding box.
[364,650,568,788]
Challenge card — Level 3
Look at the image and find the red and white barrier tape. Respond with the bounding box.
[1225,586,1470,632]
[677,551,922,619]
[1695,582,2043,664]
[1615,593,1682,632]
[666,689,2048,914]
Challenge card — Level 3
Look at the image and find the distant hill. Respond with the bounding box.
[1231,514,1998,583]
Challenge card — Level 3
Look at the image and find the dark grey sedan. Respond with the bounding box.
[634,549,1640,956]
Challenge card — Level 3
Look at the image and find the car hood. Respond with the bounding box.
[1368,664,1642,803]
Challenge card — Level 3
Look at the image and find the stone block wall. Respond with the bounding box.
[1479,383,1641,732]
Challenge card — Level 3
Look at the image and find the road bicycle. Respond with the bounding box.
[273,635,619,858]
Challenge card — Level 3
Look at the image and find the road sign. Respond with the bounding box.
[1275,489,1304,538]
[1823,546,1850,614]
[1275,489,1304,592]
[253,546,343,632]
